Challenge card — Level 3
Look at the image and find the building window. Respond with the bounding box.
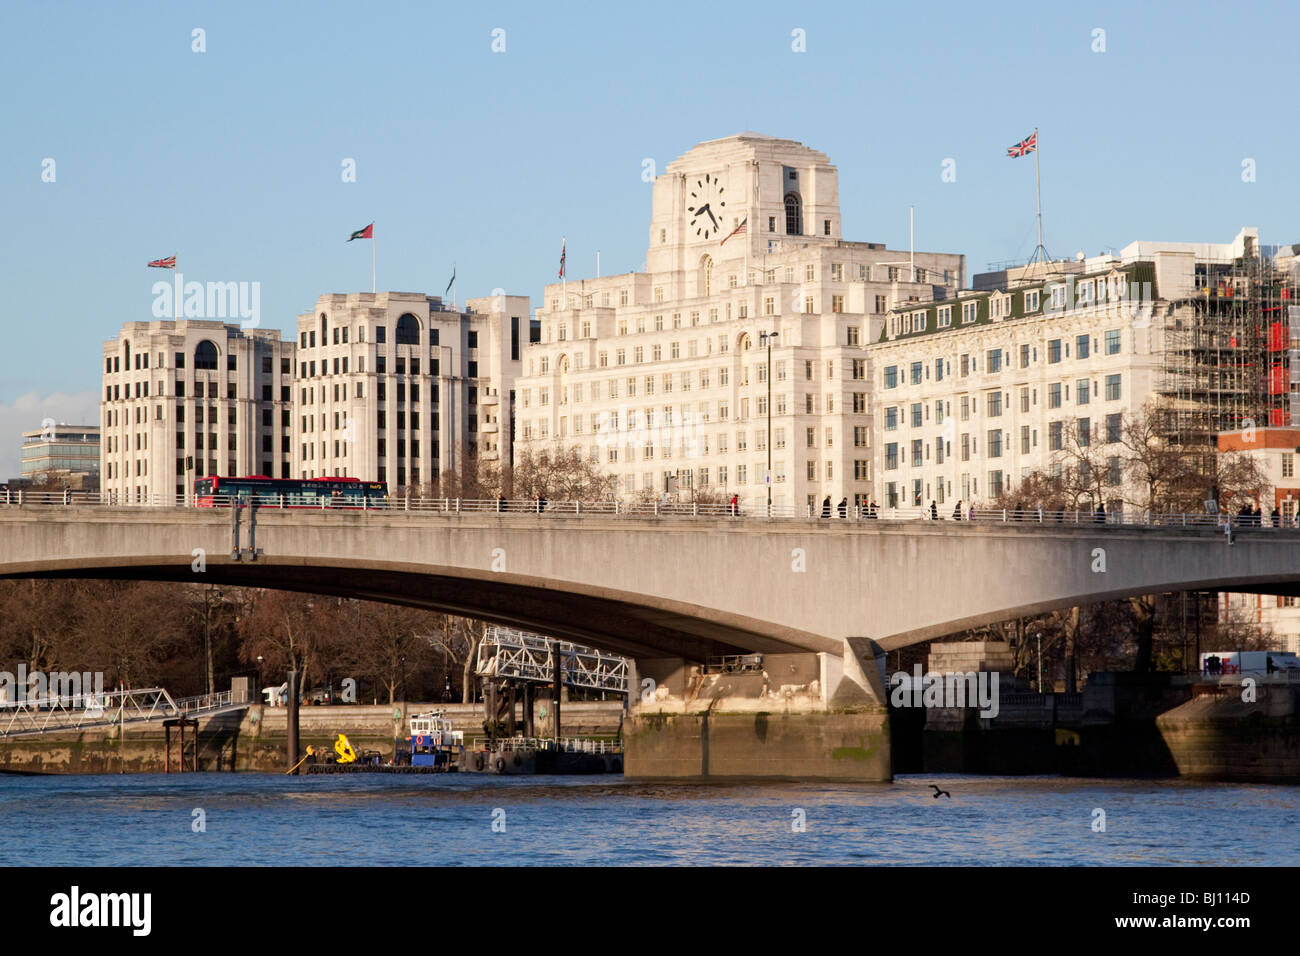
[194,341,218,370]
[1107,456,1122,486]
[784,193,802,235]
[1105,329,1121,354]
[1106,413,1122,443]
[1048,383,1062,409]
[1048,339,1062,364]
[1105,374,1122,401]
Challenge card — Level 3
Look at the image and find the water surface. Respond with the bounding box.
[4,773,1296,866]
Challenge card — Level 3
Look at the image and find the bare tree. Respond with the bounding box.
[509,446,617,501]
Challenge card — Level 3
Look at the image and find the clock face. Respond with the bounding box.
[686,173,727,240]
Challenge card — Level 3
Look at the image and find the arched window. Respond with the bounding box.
[738,332,752,352]
[194,340,219,370]
[784,193,802,236]
[396,313,420,345]
[700,255,713,298]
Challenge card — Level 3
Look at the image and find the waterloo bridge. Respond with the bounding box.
[1,498,1295,782]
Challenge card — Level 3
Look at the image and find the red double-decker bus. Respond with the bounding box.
[192,475,388,508]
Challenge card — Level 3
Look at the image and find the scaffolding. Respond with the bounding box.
[1156,234,1298,448]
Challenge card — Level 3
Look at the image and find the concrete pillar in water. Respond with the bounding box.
[622,642,891,782]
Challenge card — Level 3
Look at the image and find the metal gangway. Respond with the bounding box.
[475,626,629,695]
[0,687,243,739]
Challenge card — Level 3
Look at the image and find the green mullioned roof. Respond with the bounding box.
[876,262,1158,345]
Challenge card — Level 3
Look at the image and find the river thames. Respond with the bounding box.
[4,772,1298,866]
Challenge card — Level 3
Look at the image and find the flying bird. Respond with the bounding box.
[930,784,951,799]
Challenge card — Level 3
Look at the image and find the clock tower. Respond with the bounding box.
[645,133,840,288]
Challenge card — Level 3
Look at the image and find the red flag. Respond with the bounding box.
[558,240,566,278]
[347,223,374,242]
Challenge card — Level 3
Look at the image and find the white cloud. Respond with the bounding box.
[0,391,100,481]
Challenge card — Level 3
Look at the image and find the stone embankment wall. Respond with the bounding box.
[0,701,625,774]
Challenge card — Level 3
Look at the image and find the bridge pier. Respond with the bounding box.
[623,642,891,782]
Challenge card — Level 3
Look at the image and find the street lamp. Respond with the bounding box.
[758,327,778,516]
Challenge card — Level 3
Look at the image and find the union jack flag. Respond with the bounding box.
[1007,131,1037,158]
[147,255,176,269]
[558,240,566,279]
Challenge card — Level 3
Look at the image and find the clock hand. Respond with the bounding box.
[694,203,710,219]
[706,208,718,228]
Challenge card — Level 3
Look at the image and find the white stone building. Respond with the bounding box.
[868,228,1273,513]
[514,133,966,513]
[292,291,527,490]
[100,320,295,502]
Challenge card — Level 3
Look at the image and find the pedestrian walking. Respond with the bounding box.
[930,500,938,521]
[497,493,506,513]
[821,495,831,518]
[1095,502,1105,524]
[838,497,848,518]
[729,493,739,517]
[952,499,963,521]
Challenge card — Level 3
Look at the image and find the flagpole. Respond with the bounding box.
[561,236,567,305]
[174,255,180,321]
[1034,127,1044,262]
[371,232,377,294]
[453,262,458,311]
[746,169,757,286]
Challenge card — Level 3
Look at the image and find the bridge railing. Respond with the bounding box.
[2,489,1292,530]
[173,690,236,714]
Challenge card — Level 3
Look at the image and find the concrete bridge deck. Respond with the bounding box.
[3,502,1296,781]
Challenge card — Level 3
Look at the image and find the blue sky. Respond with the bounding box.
[2,0,1297,475]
